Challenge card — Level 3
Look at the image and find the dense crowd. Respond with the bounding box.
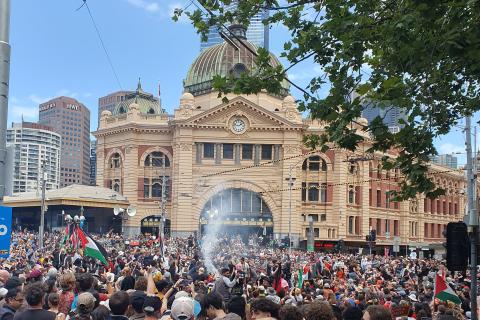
[0,230,478,320]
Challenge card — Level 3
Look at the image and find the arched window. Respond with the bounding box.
[110,153,122,169]
[348,162,359,175]
[348,185,355,204]
[147,108,155,114]
[119,106,126,114]
[302,156,327,171]
[145,151,170,167]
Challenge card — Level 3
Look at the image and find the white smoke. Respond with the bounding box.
[201,209,222,275]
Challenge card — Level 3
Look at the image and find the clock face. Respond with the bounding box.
[232,118,246,133]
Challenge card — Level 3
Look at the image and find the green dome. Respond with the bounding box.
[112,80,163,116]
[184,36,290,97]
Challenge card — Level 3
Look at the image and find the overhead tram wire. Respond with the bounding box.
[78,0,123,90]
[192,1,322,100]
[259,168,466,195]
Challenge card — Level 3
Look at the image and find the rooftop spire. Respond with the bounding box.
[137,77,143,92]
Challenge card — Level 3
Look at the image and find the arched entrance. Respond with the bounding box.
[141,215,171,237]
[199,188,273,242]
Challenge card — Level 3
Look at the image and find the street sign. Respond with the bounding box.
[0,206,12,258]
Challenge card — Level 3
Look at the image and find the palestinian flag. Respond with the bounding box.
[76,227,109,266]
[434,273,462,304]
[297,268,303,288]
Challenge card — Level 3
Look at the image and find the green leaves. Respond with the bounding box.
[177,0,480,199]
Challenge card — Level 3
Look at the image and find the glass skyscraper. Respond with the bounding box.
[200,1,269,51]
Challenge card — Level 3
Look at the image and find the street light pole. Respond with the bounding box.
[0,0,11,204]
[466,116,478,320]
[39,163,47,248]
[288,164,292,253]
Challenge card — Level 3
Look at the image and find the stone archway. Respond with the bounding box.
[198,187,275,241]
[194,180,279,223]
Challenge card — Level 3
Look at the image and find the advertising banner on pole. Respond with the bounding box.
[0,206,12,258]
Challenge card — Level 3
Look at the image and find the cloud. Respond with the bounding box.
[28,94,53,105]
[8,103,38,123]
[126,0,161,13]
[437,142,464,155]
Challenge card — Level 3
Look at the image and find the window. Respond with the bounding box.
[242,144,253,160]
[302,156,327,171]
[308,183,319,201]
[223,144,234,159]
[110,153,121,168]
[348,185,355,204]
[376,219,382,235]
[348,216,354,234]
[320,183,327,202]
[385,220,390,233]
[145,151,170,167]
[320,214,327,222]
[386,191,391,208]
[376,190,382,207]
[152,180,162,198]
[261,145,273,160]
[203,143,214,158]
[308,214,319,222]
[302,182,306,201]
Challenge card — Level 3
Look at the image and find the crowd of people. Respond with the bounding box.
[0,229,478,320]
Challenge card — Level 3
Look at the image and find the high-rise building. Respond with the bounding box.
[6,122,61,194]
[431,154,458,169]
[362,103,407,133]
[38,96,91,187]
[200,1,269,51]
[98,91,132,128]
[90,140,97,186]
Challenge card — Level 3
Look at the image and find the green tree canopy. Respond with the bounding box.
[174,0,480,199]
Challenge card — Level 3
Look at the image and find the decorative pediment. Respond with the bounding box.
[173,96,303,131]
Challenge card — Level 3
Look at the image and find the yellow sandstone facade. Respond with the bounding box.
[93,31,465,253]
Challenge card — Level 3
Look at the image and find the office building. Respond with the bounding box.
[90,140,97,186]
[362,102,407,133]
[200,0,269,51]
[431,154,458,169]
[98,91,132,128]
[6,122,61,193]
[39,96,91,187]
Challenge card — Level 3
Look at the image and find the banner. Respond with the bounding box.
[0,206,12,259]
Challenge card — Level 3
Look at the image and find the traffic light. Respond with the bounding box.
[370,229,377,242]
[445,222,469,271]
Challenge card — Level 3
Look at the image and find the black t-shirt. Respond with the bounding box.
[13,309,56,320]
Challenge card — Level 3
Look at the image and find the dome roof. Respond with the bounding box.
[184,35,290,97]
[112,80,163,116]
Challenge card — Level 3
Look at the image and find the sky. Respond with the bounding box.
[7,0,467,165]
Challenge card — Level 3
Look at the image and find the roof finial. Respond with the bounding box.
[137,77,143,92]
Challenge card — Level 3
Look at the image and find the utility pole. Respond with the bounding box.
[159,163,168,243]
[466,116,478,320]
[39,162,47,248]
[0,0,11,204]
[288,164,293,253]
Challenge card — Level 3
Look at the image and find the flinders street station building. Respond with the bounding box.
[92,27,465,255]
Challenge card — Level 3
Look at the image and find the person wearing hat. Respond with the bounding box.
[143,296,162,320]
[129,291,147,320]
[0,288,24,320]
[71,292,96,320]
[171,297,196,320]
